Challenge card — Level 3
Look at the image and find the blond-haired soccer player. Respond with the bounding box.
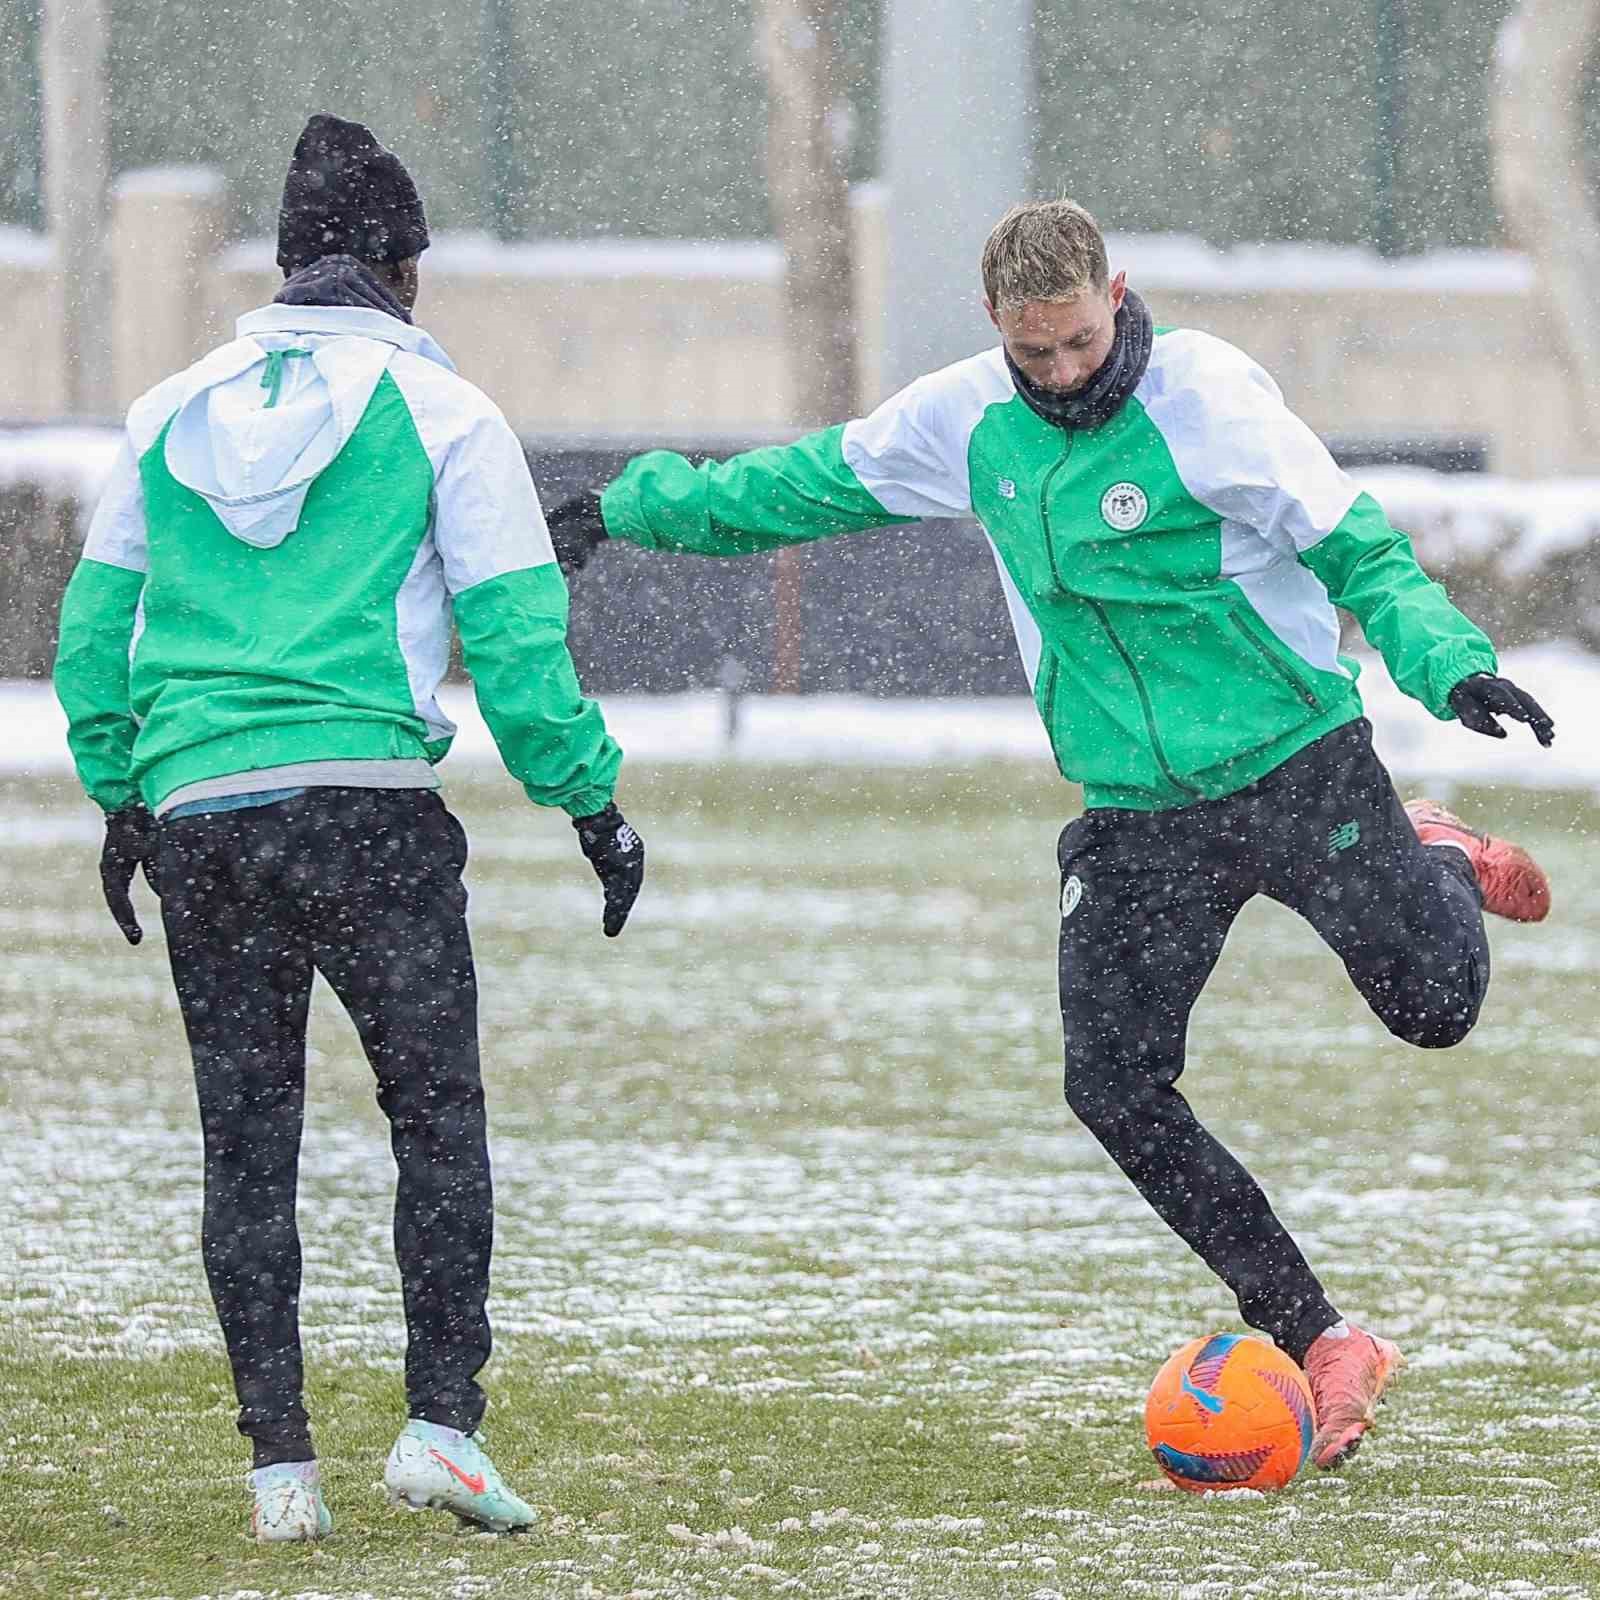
[543,198,1554,1472]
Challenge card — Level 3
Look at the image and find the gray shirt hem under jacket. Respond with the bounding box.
[157,759,440,817]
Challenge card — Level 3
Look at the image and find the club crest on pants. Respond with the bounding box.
[1061,874,1084,918]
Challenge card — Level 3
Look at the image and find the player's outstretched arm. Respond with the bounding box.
[548,426,916,575]
[548,367,990,574]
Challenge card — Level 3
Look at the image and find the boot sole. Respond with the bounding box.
[386,1485,533,1534]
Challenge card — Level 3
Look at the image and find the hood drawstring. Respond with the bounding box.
[260,348,312,410]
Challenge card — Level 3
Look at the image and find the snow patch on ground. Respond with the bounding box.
[1,419,1594,590]
[0,231,49,273]
[0,227,50,269]
[111,164,227,199]
[213,226,1534,295]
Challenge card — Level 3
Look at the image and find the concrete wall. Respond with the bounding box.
[1143,275,1579,479]
[0,230,65,418]
[206,237,824,438]
[0,168,1588,474]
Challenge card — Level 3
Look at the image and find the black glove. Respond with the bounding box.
[546,490,609,576]
[573,803,644,937]
[1448,673,1555,747]
[100,803,162,946]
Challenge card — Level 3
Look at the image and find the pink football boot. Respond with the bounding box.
[1405,798,1551,923]
[1303,1321,1404,1469]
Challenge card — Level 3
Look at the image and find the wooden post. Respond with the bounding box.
[759,0,859,693]
[40,0,113,417]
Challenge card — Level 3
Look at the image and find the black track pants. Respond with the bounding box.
[158,789,492,1465]
[1057,720,1488,1361]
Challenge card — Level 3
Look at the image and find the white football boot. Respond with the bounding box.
[250,1460,333,1542]
[383,1419,536,1532]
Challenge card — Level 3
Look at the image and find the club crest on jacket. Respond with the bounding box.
[1100,481,1149,531]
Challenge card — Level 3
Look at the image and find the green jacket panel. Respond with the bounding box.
[53,558,147,812]
[130,376,433,805]
[454,564,621,816]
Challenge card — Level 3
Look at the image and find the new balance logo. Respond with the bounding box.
[616,824,640,854]
[1327,820,1361,857]
[996,476,1017,500]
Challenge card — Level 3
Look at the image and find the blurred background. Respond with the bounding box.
[4,0,1600,698]
[0,0,1536,253]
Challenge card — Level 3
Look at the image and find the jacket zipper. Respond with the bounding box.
[1038,439,1074,592]
[1039,446,1200,800]
[1228,611,1320,710]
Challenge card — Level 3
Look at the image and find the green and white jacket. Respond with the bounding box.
[602,327,1495,810]
[55,303,620,817]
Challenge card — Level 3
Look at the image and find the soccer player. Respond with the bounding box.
[544,199,1554,1471]
[53,114,643,1540]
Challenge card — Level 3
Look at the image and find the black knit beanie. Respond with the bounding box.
[276,113,430,275]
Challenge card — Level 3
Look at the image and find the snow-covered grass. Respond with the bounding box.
[3,765,1599,1599]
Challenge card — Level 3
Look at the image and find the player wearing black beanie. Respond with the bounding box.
[276,112,430,275]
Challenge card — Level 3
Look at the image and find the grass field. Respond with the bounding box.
[3,764,1600,1600]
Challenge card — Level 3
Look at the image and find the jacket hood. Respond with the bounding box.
[162,304,454,549]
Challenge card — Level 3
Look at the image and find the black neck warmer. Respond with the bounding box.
[274,254,413,324]
[1004,288,1153,432]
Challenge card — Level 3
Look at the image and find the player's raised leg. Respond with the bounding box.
[1266,720,1494,1054]
[1256,720,1541,1465]
[1057,810,1344,1368]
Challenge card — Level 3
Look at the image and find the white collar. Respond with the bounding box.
[235,303,456,373]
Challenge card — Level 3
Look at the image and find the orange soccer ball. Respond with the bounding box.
[1144,1332,1314,1492]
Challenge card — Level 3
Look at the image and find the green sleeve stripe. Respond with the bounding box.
[53,558,146,812]
[601,425,913,556]
[452,562,621,816]
[1299,492,1496,719]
